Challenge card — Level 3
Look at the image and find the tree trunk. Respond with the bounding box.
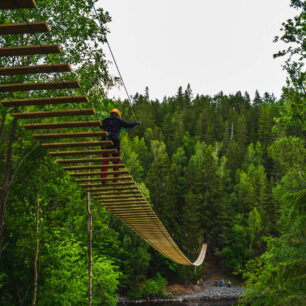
[0,118,17,260]
[87,191,93,306]
[0,112,6,139]
[230,122,234,141]
[32,192,39,306]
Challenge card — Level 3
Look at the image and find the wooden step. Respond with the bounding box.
[103,202,147,207]
[104,208,149,214]
[33,131,106,140]
[98,202,147,207]
[13,108,95,119]
[101,204,149,209]
[103,202,148,207]
[63,164,125,171]
[91,191,141,196]
[1,95,87,107]
[0,0,37,9]
[101,205,149,209]
[75,176,132,182]
[0,44,61,56]
[104,203,150,208]
[0,22,49,35]
[69,170,129,176]
[50,149,116,157]
[105,209,151,214]
[23,120,102,130]
[85,186,138,192]
[58,156,120,163]
[96,194,143,199]
[0,64,71,75]
[80,182,136,188]
[0,80,80,92]
[42,141,112,149]
[98,195,144,200]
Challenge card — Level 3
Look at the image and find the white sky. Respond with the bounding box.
[98,0,297,101]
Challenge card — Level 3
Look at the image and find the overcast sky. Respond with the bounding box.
[98,0,297,101]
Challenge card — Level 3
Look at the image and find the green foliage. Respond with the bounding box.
[240,137,305,304]
[38,236,120,305]
[273,0,305,133]
[1,0,304,302]
[128,274,166,299]
[142,274,167,298]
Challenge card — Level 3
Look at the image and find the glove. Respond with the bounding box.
[135,121,141,126]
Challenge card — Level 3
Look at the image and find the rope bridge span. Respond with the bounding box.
[0,0,207,266]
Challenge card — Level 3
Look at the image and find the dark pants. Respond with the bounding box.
[101,135,120,182]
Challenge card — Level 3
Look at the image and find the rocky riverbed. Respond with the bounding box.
[118,283,243,305]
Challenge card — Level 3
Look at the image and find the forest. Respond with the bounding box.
[0,0,305,305]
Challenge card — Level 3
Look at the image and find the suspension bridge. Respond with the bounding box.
[0,0,207,266]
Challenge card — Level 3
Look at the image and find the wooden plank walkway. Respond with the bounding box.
[1,96,87,107]
[63,164,125,171]
[33,131,106,140]
[50,149,116,156]
[42,141,111,149]
[0,44,61,56]
[0,22,49,35]
[13,108,95,119]
[57,155,120,163]
[0,81,80,92]
[69,170,128,176]
[23,121,102,130]
[0,64,71,75]
[0,0,37,9]
[0,4,208,266]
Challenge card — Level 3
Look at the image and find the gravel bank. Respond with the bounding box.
[118,285,242,304]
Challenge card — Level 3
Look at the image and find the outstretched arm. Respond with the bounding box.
[119,118,141,129]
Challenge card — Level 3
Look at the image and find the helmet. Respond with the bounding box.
[110,108,120,118]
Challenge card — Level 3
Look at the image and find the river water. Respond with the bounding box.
[118,299,238,306]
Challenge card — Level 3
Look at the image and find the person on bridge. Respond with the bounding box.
[101,108,141,180]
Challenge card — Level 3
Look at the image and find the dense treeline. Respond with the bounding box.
[0,0,304,305]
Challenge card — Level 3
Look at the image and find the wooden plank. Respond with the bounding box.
[75,176,132,182]
[42,141,111,149]
[57,156,120,163]
[0,0,37,9]
[0,22,49,35]
[97,196,148,205]
[107,212,152,217]
[23,120,102,130]
[86,186,138,192]
[80,182,136,188]
[1,95,87,107]
[102,199,145,204]
[102,199,146,204]
[104,208,150,213]
[109,211,155,216]
[92,191,141,196]
[69,170,129,176]
[104,204,149,209]
[34,131,106,140]
[0,64,71,75]
[50,149,117,157]
[107,212,153,217]
[100,204,148,208]
[96,195,143,199]
[63,164,125,171]
[119,219,160,224]
[0,80,80,92]
[0,44,61,56]
[49,149,118,156]
[13,108,95,119]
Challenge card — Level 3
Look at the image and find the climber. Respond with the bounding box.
[101,108,140,180]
